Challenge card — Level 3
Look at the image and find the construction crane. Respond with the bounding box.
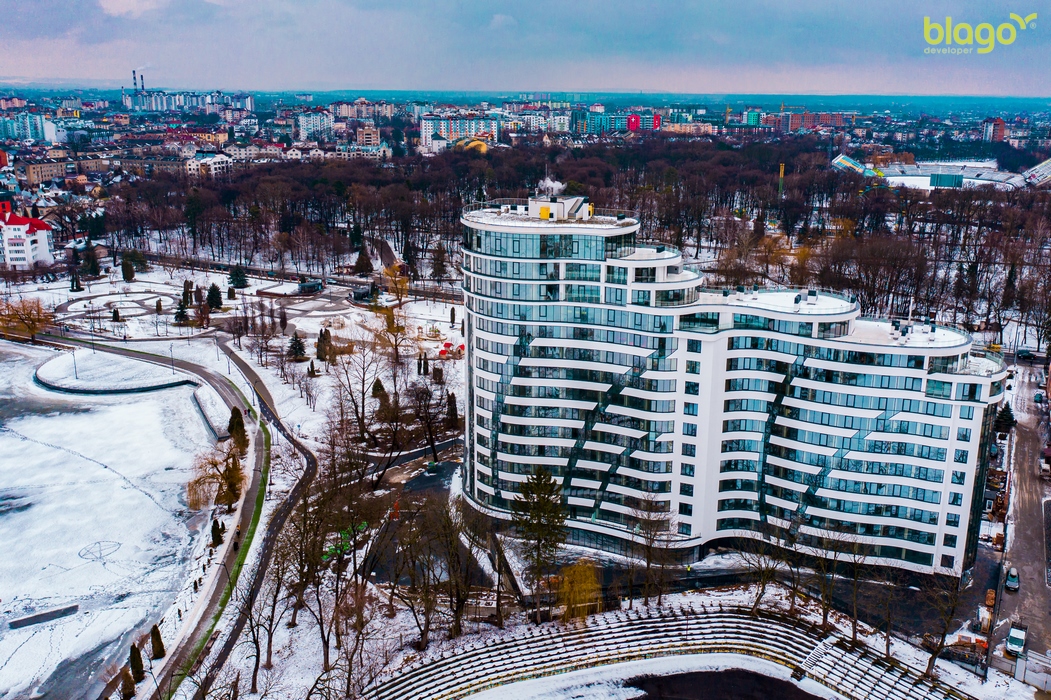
[779,102,808,113]
[724,105,733,124]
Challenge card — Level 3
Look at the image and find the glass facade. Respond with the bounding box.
[461,197,1006,576]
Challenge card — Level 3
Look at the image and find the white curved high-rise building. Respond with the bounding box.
[461,195,1006,575]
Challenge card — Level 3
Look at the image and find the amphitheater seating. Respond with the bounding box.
[362,604,975,700]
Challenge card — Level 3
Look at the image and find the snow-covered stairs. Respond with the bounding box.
[361,604,976,700]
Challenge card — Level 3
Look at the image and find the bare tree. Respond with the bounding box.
[334,343,381,444]
[630,493,673,607]
[739,537,781,615]
[408,383,443,462]
[394,494,442,649]
[921,574,964,678]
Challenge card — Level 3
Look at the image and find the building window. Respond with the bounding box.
[686,360,700,374]
[955,383,981,402]
[679,523,692,536]
[682,422,697,436]
[954,449,969,464]
[960,405,974,420]
[685,382,699,395]
[681,464,694,476]
[606,266,627,284]
[634,267,656,283]
[943,534,958,548]
[687,339,702,353]
[684,402,698,416]
[678,503,693,516]
[682,444,696,457]
[940,554,955,569]
[947,513,960,527]
[949,492,963,506]
[680,483,694,497]
[632,289,651,306]
[926,380,952,399]
[957,428,971,442]
[951,470,966,485]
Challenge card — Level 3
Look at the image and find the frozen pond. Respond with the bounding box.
[0,343,213,699]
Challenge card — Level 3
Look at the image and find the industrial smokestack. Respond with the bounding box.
[140,75,145,92]
[132,70,137,91]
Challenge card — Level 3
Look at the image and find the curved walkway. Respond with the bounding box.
[363,604,975,700]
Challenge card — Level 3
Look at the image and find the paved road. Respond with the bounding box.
[996,362,1050,657]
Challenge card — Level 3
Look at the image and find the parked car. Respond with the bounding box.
[1006,623,1028,656]
[1006,567,1020,591]
[1017,348,1035,361]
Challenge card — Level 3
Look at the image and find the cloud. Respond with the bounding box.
[0,0,1048,95]
[488,13,518,31]
[97,0,170,18]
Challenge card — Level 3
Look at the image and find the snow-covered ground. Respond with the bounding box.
[35,348,195,392]
[0,343,215,699]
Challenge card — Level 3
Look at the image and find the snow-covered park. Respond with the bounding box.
[0,343,215,699]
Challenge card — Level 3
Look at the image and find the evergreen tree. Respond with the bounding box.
[996,403,1016,432]
[316,329,328,361]
[352,249,374,275]
[211,518,224,547]
[174,299,189,325]
[229,265,249,289]
[287,331,306,359]
[121,257,134,282]
[81,247,100,277]
[511,467,567,624]
[155,299,162,314]
[150,624,165,659]
[119,668,135,700]
[279,307,288,334]
[446,391,458,429]
[227,286,236,300]
[206,283,223,311]
[112,308,120,322]
[228,406,248,453]
[371,378,387,399]
[182,280,193,306]
[70,268,83,292]
[124,250,148,271]
[431,242,448,282]
[450,306,456,325]
[129,644,145,682]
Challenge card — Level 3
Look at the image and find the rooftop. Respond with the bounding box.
[847,319,970,349]
[463,197,639,231]
[696,289,857,315]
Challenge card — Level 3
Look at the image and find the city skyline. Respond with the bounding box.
[2,0,1050,96]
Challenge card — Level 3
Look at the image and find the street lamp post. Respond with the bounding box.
[169,343,175,375]
[71,348,78,380]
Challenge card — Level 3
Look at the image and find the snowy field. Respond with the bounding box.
[35,348,195,392]
[0,343,215,699]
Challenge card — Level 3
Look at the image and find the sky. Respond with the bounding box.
[0,0,1049,96]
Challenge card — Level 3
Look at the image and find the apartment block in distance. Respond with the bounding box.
[460,195,1006,576]
[0,200,55,270]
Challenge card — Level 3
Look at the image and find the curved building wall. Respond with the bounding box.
[461,197,1005,576]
